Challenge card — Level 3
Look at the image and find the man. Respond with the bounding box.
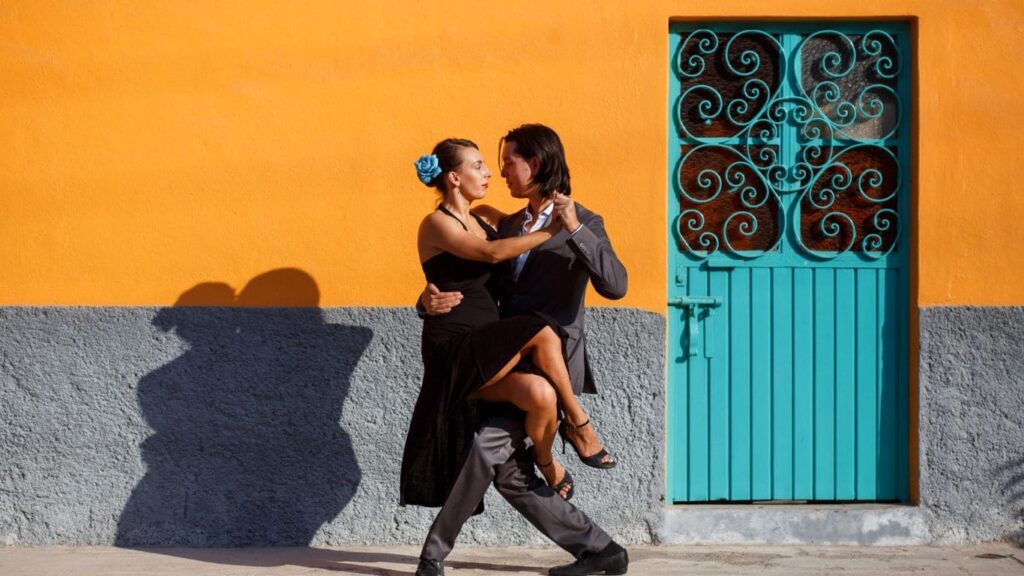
[414,124,629,576]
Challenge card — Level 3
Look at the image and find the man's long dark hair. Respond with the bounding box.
[501,124,571,198]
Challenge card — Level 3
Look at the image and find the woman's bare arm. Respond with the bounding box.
[419,211,559,264]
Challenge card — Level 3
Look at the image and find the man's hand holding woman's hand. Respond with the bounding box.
[552,192,580,233]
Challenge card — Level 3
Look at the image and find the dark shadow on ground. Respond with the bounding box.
[116,269,373,547]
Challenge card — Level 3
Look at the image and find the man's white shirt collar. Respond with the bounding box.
[522,201,554,227]
[514,202,555,280]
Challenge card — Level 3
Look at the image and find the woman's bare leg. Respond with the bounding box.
[470,372,571,497]
[475,326,611,466]
[519,328,611,464]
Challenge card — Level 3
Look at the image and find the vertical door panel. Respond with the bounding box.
[771,268,794,499]
[751,268,773,500]
[793,267,816,500]
[814,268,836,500]
[730,268,752,500]
[835,268,857,500]
[856,268,879,500]
[876,268,897,499]
[709,270,731,500]
[687,267,710,501]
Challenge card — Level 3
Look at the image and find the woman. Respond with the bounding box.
[400,138,611,506]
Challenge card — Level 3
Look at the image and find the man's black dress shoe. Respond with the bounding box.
[548,542,628,575]
[415,557,444,576]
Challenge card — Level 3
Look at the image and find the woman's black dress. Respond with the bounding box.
[399,207,554,508]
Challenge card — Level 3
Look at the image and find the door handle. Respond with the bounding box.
[669,296,722,307]
[668,296,722,357]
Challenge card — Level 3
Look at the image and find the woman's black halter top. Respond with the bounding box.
[420,206,501,340]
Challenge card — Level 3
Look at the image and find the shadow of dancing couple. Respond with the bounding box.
[403,124,630,576]
[117,268,370,549]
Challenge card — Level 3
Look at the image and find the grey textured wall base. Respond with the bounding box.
[919,306,1024,545]
[0,307,665,547]
[3,305,1022,546]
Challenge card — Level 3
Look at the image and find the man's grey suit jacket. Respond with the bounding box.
[494,202,628,395]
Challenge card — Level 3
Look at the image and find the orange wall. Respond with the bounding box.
[2,0,1022,309]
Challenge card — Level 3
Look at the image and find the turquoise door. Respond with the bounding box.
[666,23,910,502]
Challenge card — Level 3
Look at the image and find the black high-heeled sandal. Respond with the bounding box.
[559,418,616,469]
[536,458,575,501]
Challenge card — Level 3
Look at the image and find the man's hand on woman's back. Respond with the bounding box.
[422,283,463,315]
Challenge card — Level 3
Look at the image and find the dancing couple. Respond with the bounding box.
[401,124,629,576]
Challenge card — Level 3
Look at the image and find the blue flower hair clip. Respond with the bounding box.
[415,154,442,185]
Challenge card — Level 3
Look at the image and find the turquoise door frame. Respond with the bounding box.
[666,22,910,503]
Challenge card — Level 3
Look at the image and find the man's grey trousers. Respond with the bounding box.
[420,415,613,561]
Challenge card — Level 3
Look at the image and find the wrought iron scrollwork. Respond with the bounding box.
[794,144,901,257]
[673,144,782,257]
[797,29,901,143]
[673,27,904,260]
[674,29,785,257]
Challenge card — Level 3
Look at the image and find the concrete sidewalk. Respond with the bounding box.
[2,544,1024,576]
